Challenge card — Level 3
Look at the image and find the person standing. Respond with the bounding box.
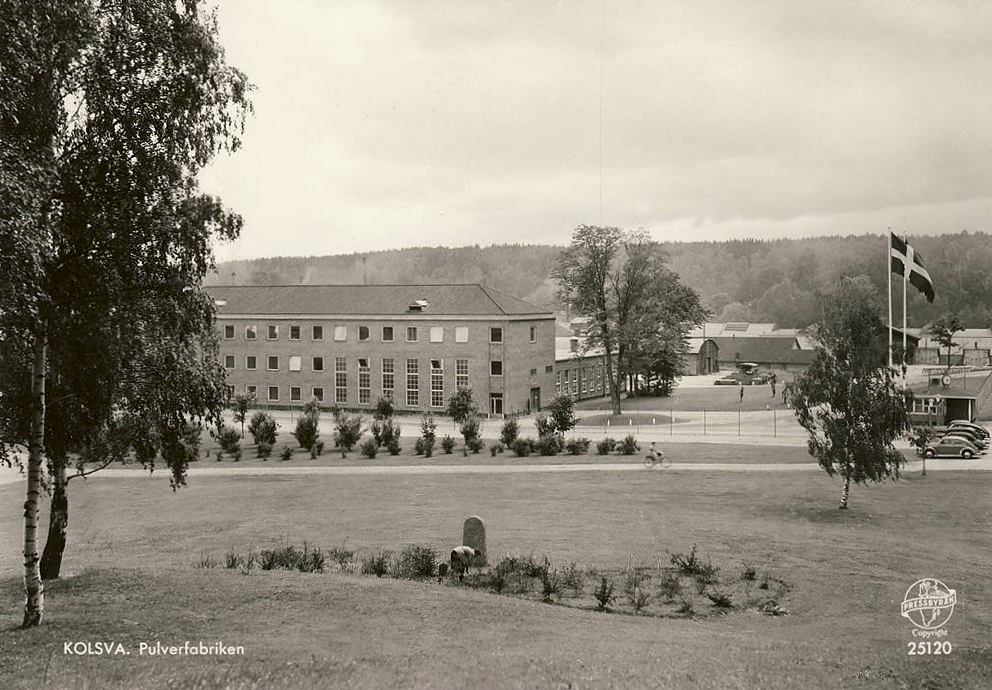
[739,382,744,403]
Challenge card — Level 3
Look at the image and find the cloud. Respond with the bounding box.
[201,0,992,261]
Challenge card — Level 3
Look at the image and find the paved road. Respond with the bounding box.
[1,455,987,487]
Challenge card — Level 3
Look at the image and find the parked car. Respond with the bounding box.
[923,436,982,459]
[935,426,988,449]
[949,420,990,439]
[943,432,988,450]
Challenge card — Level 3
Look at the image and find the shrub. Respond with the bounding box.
[623,559,646,602]
[706,589,733,609]
[280,446,292,461]
[194,554,217,569]
[395,544,438,579]
[535,434,564,456]
[414,438,425,455]
[233,448,242,462]
[631,586,651,613]
[232,393,254,438]
[534,414,554,438]
[387,438,401,455]
[593,576,616,611]
[370,420,384,447]
[297,544,326,573]
[500,417,519,447]
[334,413,364,454]
[490,445,498,457]
[380,420,401,449]
[560,562,584,595]
[215,450,222,462]
[447,388,478,424]
[695,560,720,587]
[315,440,325,456]
[540,563,562,602]
[596,437,617,455]
[329,543,354,569]
[618,435,640,455]
[360,550,392,578]
[292,414,320,451]
[459,414,481,446]
[374,396,394,420]
[420,413,437,448]
[489,565,509,594]
[441,435,456,454]
[360,438,378,459]
[670,544,702,575]
[676,596,695,615]
[256,441,273,459]
[512,437,532,457]
[224,551,242,569]
[658,570,682,602]
[466,437,485,454]
[546,394,576,434]
[248,411,279,446]
[741,563,757,582]
[256,544,324,572]
[565,438,591,455]
[217,425,241,456]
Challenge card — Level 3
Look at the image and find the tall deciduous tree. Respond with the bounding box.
[554,225,706,414]
[0,0,250,627]
[790,278,912,509]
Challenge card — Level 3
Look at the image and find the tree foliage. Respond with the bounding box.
[789,278,912,509]
[554,225,706,414]
[924,313,965,368]
[0,0,251,625]
[446,388,477,424]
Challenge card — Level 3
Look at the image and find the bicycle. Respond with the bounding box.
[643,450,671,469]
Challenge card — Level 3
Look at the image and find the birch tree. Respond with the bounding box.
[789,278,912,509]
[0,0,250,627]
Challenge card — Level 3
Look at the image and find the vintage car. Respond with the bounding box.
[923,435,982,459]
[948,420,990,439]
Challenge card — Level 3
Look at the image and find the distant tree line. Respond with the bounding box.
[208,232,992,328]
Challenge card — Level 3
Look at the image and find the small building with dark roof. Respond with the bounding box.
[908,382,979,425]
[208,284,555,417]
[710,336,816,373]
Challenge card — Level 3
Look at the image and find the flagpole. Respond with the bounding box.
[887,231,893,370]
[903,242,909,387]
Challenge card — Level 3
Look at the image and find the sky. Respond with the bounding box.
[199,0,992,262]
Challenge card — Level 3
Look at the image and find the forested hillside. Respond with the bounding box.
[207,232,992,328]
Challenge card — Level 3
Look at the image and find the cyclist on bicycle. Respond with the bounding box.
[647,442,665,463]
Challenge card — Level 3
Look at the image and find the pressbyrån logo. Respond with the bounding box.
[901,578,956,631]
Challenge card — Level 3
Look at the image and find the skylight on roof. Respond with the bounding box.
[408,299,429,312]
[724,323,749,332]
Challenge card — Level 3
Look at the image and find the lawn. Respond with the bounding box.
[1,468,990,689]
[577,385,790,412]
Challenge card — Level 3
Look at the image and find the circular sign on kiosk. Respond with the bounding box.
[941,374,952,387]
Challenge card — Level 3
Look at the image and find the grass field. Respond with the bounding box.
[576,385,790,412]
[1,467,990,689]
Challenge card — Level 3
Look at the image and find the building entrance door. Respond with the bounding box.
[489,393,503,416]
[530,387,541,412]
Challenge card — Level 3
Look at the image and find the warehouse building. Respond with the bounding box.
[209,284,556,416]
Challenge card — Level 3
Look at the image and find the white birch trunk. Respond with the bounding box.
[22,330,47,627]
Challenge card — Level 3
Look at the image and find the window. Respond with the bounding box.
[290,386,301,402]
[334,326,347,342]
[545,365,553,373]
[267,355,279,371]
[359,358,371,405]
[529,368,537,376]
[456,359,469,389]
[358,326,370,342]
[312,356,324,372]
[289,325,301,340]
[246,385,257,398]
[430,360,444,408]
[406,326,419,343]
[382,326,394,342]
[267,386,279,401]
[490,327,503,343]
[406,358,419,407]
[246,355,257,370]
[556,371,562,395]
[571,370,578,395]
[223,324,235,339]
[224,354,235,369]
[267,325,279,340]
[312,325,324,340]
[382,358,395,401]
[289,356,302,372]
[490,360,503,376]
[312,387,324,402]
[245,325,257,340]
[225,385,234,400]
[335,357,347,403]
[530,326,537,342]
[430,326,443,343]
[455,326,469,343]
